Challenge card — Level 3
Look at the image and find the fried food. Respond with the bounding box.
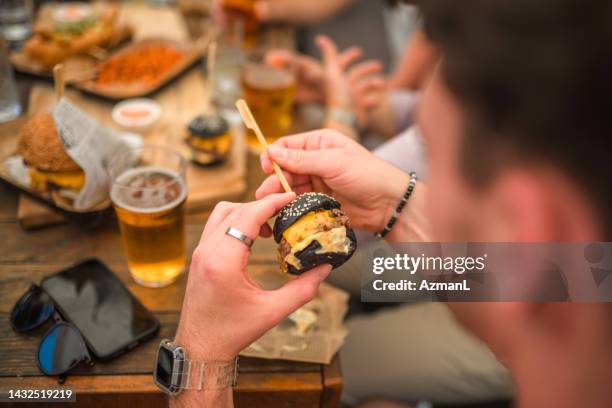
[17,112,85,193]
[18,112,78,172]
[95,44,185,86]
[24,5,121,68]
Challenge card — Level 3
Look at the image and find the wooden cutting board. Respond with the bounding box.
[73,38,207,100]
[17,4,247,228]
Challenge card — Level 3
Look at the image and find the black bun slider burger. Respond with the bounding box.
[273,192,357,275]
[187,114,231,166]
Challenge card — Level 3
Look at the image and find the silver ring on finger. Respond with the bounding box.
[225,227,254,248]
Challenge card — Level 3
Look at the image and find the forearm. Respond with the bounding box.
[170,321,236,408]
[363,93,397,138]
[171,388,233,408]
[388,29,438,90]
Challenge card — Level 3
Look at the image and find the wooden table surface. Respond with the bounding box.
[0,114,342,407]
[0,11,341,407]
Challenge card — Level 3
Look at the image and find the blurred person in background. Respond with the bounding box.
[266,29,433,171]
[213,0,422,73]
[171,0,612,407]
[268,34,513,408]
[215,0,434,155]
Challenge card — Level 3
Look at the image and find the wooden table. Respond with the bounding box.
[0,114,342,407]
[0,8,342,405]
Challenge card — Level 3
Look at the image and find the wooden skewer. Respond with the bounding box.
[235,99,293,193]
[207,40,217,91]
[53,64,65,101]
[194,26,215,54]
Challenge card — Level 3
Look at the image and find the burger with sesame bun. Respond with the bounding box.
[273,192,357,275]
[17,112,85,199]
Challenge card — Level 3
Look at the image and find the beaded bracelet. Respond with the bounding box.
[375,171,418,239]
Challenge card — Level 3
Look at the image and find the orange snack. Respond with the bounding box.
[96,45,185,86]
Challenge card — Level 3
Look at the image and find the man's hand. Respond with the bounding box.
[175,192,331,362]
[265,48,329,103]
[257,129,410,233]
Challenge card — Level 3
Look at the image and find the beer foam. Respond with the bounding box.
[243,64,293,90]
[110,166,187,213]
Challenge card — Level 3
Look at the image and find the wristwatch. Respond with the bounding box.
[153,339,238,395]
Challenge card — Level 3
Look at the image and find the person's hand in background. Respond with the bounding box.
[265,49,328,103]
[257,129,410,232]
[315,35,386,131]
[266,36,386,132]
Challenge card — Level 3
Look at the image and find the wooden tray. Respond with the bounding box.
[72,38,206,100]
[11,77,246,226]
[0,115,111,216]
[8,24,133,77]
[8,5,246,227]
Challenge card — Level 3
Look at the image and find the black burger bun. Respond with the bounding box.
[273,192,357,276]
[285,227,357,275]
[273,192,341,243]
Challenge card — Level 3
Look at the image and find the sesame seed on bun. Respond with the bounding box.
[273,192,341,243]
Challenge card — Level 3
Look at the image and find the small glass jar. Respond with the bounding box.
[187,114,232,166]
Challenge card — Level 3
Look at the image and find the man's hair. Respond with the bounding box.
[422,0,612,237]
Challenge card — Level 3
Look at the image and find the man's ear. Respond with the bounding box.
[490,166,601,241]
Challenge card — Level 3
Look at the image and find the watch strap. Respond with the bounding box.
[178,357,239,390]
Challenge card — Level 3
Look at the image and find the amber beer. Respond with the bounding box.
[242,63,295,152]
[110,148,187,287]
[222,0,258,47]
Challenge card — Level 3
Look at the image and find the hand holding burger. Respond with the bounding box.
[176,192,331,360]
[258,129,410,232]
[173,193,331,406]
[258,129,432,242]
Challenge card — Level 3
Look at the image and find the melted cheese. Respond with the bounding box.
[284,226,350,270]
[29,168,85,191]
[282,210,335,246]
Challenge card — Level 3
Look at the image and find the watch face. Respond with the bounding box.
[156,346,175,390]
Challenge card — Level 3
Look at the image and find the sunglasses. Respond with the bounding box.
[10,284,93,381]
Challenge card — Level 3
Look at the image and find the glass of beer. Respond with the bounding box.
[109,146,187,287]
[222,0,258,48]
[242,61,295,153]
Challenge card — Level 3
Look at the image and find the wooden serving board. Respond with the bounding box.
[0,121,112,215]
[13,79,246,226]
[73,38,206,100]
[17,195,66,229]
[12,5,247,228]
